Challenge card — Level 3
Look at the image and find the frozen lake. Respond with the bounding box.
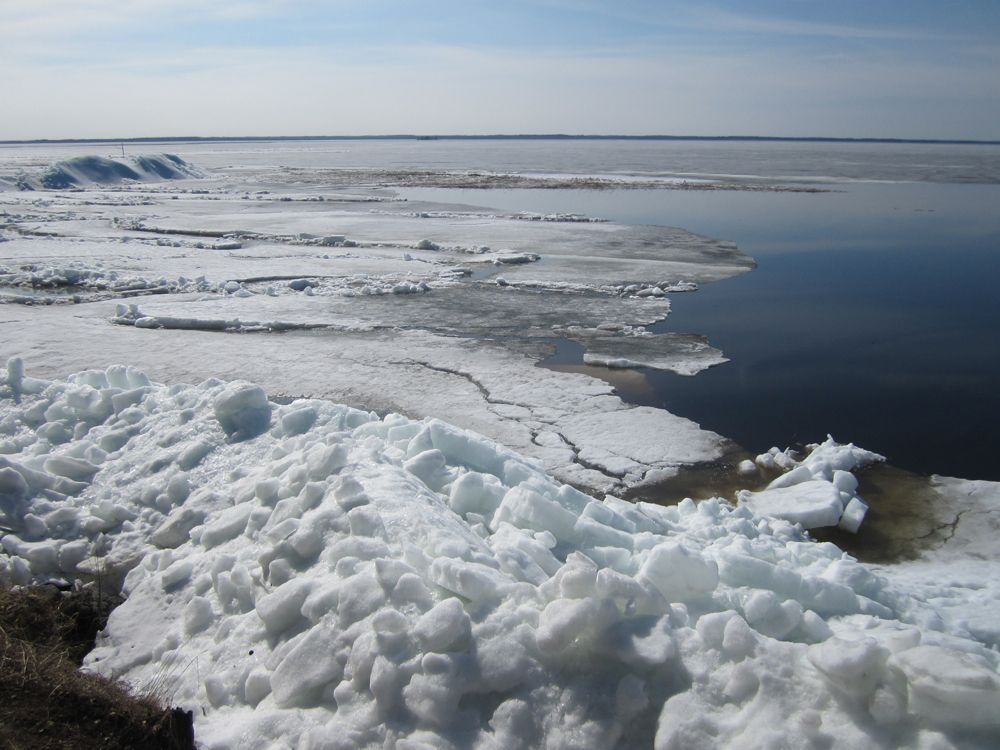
[5,138,1000,749]
[5,137,998,482]
[4,137,998,484]
[5,136,999,184]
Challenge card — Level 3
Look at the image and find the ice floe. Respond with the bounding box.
[738,439,884,531]
[567,326,727,375]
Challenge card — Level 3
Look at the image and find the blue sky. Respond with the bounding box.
[2,0,998,139]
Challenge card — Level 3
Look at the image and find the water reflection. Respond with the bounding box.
[403,182,1000,481]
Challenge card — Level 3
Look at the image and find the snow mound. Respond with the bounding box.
[37,154,202,189]
[1,361,999,749]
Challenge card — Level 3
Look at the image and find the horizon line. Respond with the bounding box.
[2,134,999,147]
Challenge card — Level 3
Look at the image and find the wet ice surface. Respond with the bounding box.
[0,151,752,495]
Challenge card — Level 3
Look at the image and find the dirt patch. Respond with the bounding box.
[0,586,194,750]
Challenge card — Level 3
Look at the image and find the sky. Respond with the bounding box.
[1,0,999,140]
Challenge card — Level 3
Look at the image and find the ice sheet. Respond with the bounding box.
[0,152,754,491]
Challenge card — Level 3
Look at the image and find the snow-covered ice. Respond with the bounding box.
[1,362,999,749]
[0,152,753,493]
[8,153,204,190]
[869,476,1000,651]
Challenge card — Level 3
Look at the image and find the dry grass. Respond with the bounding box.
[0,586,195,750]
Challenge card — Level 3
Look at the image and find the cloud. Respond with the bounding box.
[0,0,290,37]
[3,42,997,141]
[496,1,965,44]
[0,3,996,140]
[686,7,947,42]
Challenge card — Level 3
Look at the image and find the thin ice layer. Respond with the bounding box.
[0,296,731,494]
[0,156,752,490]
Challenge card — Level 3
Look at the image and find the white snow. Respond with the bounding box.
[26,154,203,190]
[738,438,884,531]
[1,361,999,749]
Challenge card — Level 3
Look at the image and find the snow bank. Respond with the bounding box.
[1,362,998,749]
[35,154,202,189]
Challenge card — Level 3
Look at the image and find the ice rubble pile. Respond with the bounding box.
[737,442,884,532]
[1,362,999,749]
[0,261,433,310]
[34,154,202,189]
[0,264,217,297]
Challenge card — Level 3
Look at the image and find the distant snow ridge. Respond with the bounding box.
[1,361,1000,749]
[36,154,202,189]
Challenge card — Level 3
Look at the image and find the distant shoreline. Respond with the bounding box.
[1,134,999,146]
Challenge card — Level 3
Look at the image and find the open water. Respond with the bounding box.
[394,140,1000,480]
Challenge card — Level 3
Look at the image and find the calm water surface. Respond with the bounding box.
[405,182,1000,481]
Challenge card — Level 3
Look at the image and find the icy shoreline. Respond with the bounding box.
[0,152,757,495]
[2,363,1000,749]
[3,149,1000,747]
